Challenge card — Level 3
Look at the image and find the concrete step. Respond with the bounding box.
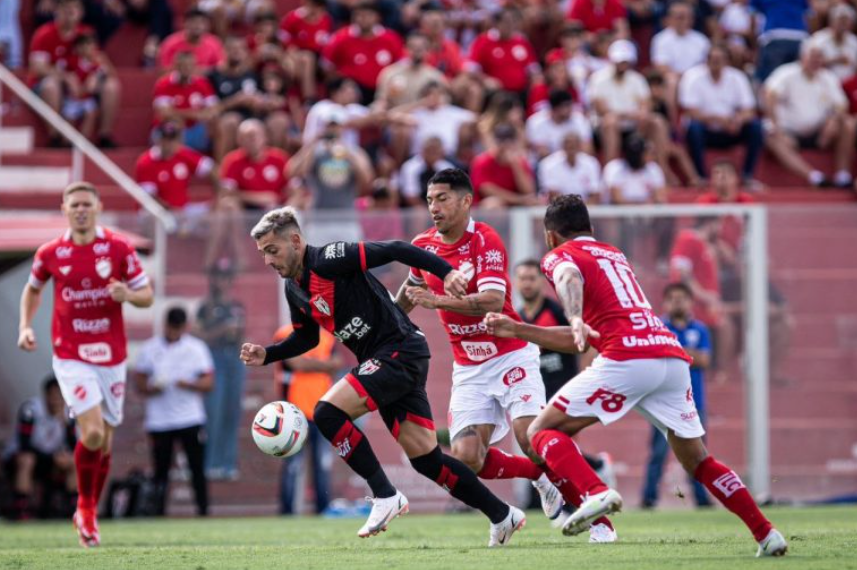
[0,126,34,153]
[0,165,70,190]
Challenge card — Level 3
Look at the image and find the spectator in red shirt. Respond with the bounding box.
[246,11,285,71]
[158,8,225,72]
[221,118,291,210]
[28,0,120,148]
[669,216,723,329]
[135,119,218,212]
[567,0,629,40]
[281,0,331,99]
[153,51,218,153]
[322,1,404,104]
[465,8,540,97]
[470,123,539,209]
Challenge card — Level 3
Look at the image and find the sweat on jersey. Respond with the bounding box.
[28,226,150,366]
[264,240,453,364]
[541,236,691,363]
[409,218,527,366]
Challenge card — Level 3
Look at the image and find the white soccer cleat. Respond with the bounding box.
[588,522,618,543]
[488,505,526,547]
[357,491,409,538]
[72,510,100,548]
[756,529,788,557]
[562,489,623,537]
[533,474,564,520]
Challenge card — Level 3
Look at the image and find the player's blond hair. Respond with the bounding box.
[63,181,100,200]
[251,206,302,240]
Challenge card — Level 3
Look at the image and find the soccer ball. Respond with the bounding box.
[251,401,309,458]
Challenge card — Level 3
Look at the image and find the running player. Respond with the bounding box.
[240,207,526,546]
[484,195,787,557]
[18,182,154,547]
[396,168,614,542]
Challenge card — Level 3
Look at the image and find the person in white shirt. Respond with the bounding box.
[651,1,711,76]
[399,136,455,207]
[406,81,477,158]
[525,90,593,159]
[537,132,601,202]
[603,134,667,204]
[132,307,214,517]
[680,43,763,181]
[808,3,857,81]
[763,42,856,187]
[587,39,673,179]
[304,78,374,150]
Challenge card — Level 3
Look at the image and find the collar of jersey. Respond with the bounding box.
[573,236,596,242]
[433,218,475,247]
[63,226,105,242]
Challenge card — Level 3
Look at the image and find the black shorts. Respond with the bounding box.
[345,333,434,439]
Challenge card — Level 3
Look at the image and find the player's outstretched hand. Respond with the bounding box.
[17,327,37,351]
[484,312,518,338]
[570,317,600,352]
[240,343,266,366]
[405,286,438,309]
[107,278,129,303]
[444,269,468,298]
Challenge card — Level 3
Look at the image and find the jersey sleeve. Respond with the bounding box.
[28,244,52,290]
[119,240,150,290]
[315,240,453,280]
[263,294,320,364]
[474,229,509,294]
[541,248,581,286]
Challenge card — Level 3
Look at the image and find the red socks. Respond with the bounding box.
[695,456,772,542]
[95,453,111,505]
[74,442,101,512]
[478,447,544,480]
[531,429,608,496]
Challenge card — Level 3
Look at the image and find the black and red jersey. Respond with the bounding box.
[265,241,453,364]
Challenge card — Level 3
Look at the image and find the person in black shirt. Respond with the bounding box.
[513,259,617,513]
[208,35,260,161]
[241,207,525,545]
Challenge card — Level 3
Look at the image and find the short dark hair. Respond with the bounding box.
[43,375,59,394]
[166,306,188,328]
[354,1,380,13]
[327,77,354,95]
[427,168,474,195]
[544,195,592,237]
[548,90,573,109]
[664,282,693,299]
[515,259,541,271]
[184,7,208,20]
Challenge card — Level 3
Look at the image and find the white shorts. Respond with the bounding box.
[549,356,705,439]
[52,357,127,427]
[449,343,546,444]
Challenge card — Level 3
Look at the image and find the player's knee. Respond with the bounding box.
[80,427,105,450]
[312,401,349,439]
[450,441,484,473]
[409,445,443,480]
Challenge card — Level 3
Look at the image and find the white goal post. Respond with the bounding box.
[509,204,771,500]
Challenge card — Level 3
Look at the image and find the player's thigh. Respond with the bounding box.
[378,385,438,458]
[635,358,706,442]
[546,357,659,428]
[450,423,493,465]
[319,378,371,420]
[52,357,104,423]
[449,364,508,445]
[96,362,127,427]
[528,404,599,439]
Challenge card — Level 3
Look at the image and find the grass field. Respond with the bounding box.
[1,505,855,570]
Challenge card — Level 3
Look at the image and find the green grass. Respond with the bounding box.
[0,506,855,570]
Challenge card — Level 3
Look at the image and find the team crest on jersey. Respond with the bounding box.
[312,295,331,316]
[358,359,381,375]
[59,266,72,276]
[93,242,111,255]
[95,257,112,279]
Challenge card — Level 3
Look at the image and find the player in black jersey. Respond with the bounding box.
[240,207,526,546]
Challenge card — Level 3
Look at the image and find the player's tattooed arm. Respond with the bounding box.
[555,265,585,321]
[405,288,504,316]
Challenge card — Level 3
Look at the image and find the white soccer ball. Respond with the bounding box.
[251,401,309,458]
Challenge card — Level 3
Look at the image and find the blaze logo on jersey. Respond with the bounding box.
[503,366,527,386]
[358,359,381,375]
[713,471,745,498]
[95,257,112,279]
[312,295,331,316]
